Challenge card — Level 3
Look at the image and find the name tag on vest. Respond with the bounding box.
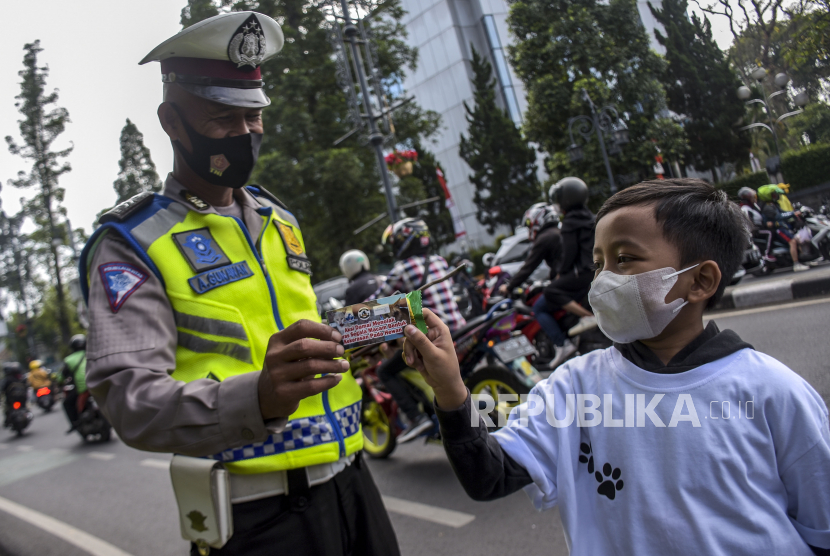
[188,261,255,294]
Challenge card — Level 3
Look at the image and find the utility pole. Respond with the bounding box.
[329,0,406,224]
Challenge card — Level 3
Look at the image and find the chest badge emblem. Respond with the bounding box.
[173,228,231,272]
[277,223,304,255]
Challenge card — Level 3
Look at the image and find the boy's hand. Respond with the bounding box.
[402,308,467,409]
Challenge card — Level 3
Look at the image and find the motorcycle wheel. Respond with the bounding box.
[533,330,555,365]
[466,366,530,430]
[361,400,397,459]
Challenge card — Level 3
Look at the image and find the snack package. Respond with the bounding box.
[327,291,428,350]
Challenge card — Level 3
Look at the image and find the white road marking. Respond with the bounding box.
[87,452,115,461]
[16,445,33,452]
[382,495,475,528]
[707,296,830,322]
[0,495,134,556]
[140,458,170,469]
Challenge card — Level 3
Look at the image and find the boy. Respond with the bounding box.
[401,180,830,555]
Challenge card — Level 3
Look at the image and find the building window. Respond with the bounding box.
[481,15,522,124]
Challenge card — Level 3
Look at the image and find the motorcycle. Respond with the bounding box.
[34,385,55,412]
[449,257,485,320]
[4,381,33,437]
[507,281,612,370]
[796,203,830,263]
[64,383,112,443]
[353,299,544,459]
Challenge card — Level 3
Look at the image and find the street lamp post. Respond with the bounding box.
[567,88,628,194]
[737,68,809,161]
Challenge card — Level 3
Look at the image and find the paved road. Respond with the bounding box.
[1,297,829,556]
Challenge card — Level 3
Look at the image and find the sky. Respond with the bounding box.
[0,1,736,237]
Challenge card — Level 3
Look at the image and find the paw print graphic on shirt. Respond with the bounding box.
[595,463,624,500]
[578,442,594,473]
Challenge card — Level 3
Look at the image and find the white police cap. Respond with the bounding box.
[139,11,284,108]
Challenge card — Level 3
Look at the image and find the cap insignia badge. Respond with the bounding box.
[210,154,231,176]
[228,14,266,70]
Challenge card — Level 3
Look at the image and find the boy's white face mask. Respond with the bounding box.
[588,264,699,344]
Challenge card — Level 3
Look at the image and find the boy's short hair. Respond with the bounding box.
[596,178,748,308]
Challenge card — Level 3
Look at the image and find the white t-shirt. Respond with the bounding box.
[493,347,830,555]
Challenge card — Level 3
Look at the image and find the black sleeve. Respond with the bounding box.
[435,391,533,501]
[557,230,578,275]
[507,236,550,291]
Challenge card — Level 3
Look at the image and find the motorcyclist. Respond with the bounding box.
[27,360,52,392]
[370,218,466,443]
[498,203,562,296]
[340,249,379,305]
[542,177,598,369]
[2,362,27,428]
[758,185,808,272]
[62,334,88,430]
[738,187,775,262]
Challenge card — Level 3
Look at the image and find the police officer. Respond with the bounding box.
[80,12,398,555]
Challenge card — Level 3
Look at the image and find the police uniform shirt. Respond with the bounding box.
[86,174,287,456]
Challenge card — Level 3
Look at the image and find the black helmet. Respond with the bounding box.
[382,218,431,260]
[549,177,589,211]
[69,334,86,352]
[3,362,22,376]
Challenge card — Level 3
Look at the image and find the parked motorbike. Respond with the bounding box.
[353,299,544,458]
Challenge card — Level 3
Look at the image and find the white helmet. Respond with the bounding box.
[339,250,370,279]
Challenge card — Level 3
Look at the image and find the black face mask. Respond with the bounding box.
[173,111,262,189]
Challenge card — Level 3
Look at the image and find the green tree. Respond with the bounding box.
[181,0,220,28]
[113,119,161,203]
[701,0,828,98]
[650,0,750,172]
[5,41,73,345]
[788,101,830,145]
[96,119,161,223]
[182,0,440,279]
[507,0,677,193]
[0,212,37,319]
[459,48,540,233]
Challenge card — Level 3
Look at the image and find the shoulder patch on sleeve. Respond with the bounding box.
[99,262,148,313]
[100,191,155,224]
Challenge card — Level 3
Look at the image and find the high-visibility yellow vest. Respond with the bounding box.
[80,187,363,475]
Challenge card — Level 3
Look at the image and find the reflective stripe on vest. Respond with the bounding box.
[79,191,363,474]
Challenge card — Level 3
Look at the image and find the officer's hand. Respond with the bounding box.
[402,308,467,409]
[258,320,349,420]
